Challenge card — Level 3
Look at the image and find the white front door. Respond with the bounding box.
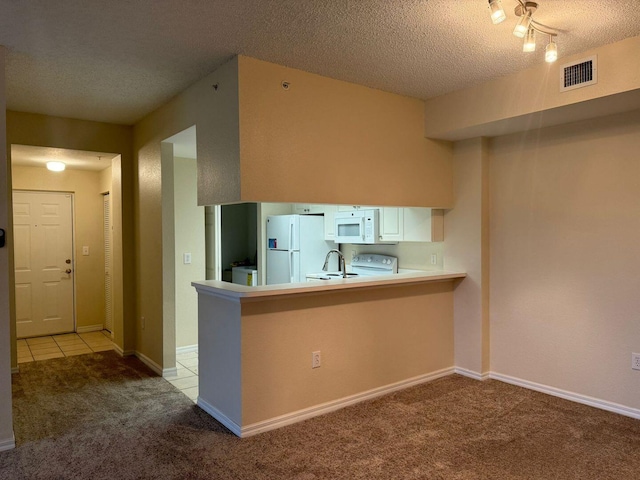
[13,191,75,338]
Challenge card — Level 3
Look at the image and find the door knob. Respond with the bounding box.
[65,269,72,274]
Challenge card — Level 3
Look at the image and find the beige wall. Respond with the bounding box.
[444,139,490,376]
[425,36,640,140]
[174,157,204,348]
[489,109,640,410]
[12,166,107,331]
[0,45,15,450]
[137,55,453,368]
[133,67,209,366]
[6,112,135,354]
[99,164,112,194]
[197,281,455,428]
[241,282,454,425]
[237,56,453,208]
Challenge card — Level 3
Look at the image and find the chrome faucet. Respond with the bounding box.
[322,249,347,278]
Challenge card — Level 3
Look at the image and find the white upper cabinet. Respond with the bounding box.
[402,208,444,242]
[337,205,378,212]
[379,207,404,242]
[293,204,326,214]
[323,205,338,240]
[330,206,444,243]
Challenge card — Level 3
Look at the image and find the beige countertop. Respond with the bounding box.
[192,270,466,302]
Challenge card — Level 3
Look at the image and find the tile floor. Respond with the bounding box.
[164,351,199,403]
[18,330,114,363]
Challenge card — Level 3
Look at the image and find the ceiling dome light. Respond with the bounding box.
[46,161,66,172]
[545,37,558,62]
[488,0,506,24]
[523,27,536,52]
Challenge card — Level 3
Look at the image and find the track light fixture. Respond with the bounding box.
[487,0,559,62]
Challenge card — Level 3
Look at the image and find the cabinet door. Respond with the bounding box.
[337,205,377,212]
[323,205,338,240]
[403,208,444,242]
[379,207,403,242]
[294,204,325,214]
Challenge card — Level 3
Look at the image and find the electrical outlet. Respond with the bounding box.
[430,253,437,265]
[82,246,90,256]
[312,351,321,369]
[183,253,192,264]
[632,353,640,371]
[141,316,145,330]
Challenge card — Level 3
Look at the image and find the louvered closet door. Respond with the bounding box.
[104,193,113,333]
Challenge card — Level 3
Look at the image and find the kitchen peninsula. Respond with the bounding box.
[192,269,465,437]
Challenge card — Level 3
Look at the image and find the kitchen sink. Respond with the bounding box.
[306,272,359,281]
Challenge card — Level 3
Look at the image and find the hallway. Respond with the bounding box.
[17,331,114,363]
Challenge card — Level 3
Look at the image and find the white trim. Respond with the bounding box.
[454,367,490,381]
[134,351,162,376]
[490,372,640,420]
[76,324,104,334]
[162,367,178,378]
[113,344,135,357]
[216,367,454,437]
[0,434,16,452]
[176,344,198,355]
[197,397,242,436]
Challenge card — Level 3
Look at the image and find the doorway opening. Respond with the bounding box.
[10,145,122,362]
[160,126,203,400]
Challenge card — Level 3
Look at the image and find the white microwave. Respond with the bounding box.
[334,209,381,244]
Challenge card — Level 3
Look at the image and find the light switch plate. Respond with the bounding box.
[183,253,192,264]
[82,246,89,256]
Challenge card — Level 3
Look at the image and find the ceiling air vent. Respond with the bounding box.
[560,56,597,92]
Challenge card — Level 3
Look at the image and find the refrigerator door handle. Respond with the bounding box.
[290,251,295,283]
[289,220,294,251]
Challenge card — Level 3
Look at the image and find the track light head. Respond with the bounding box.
[488,0,506,24]
[523,27,536,52]
[545,37,558,62]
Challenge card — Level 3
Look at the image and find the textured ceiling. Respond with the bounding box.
[1,0,639,126]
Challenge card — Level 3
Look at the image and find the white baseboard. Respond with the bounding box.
[200,367,455,438]
[454,367,490,381]
[176,344,198,355]
[0,433,16,452]
[134,351,162,376]
[11,367,19,375]
[162,367,178,378]
[76,324,104,334]
[112,344,135,357]
[197,397,242,436]
[490,372,640,420]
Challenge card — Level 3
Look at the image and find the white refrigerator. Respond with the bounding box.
[266,215,337,285]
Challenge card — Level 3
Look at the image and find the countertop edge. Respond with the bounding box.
[192,271,467,302]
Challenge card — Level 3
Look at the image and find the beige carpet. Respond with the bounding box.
[2,351,639,479]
